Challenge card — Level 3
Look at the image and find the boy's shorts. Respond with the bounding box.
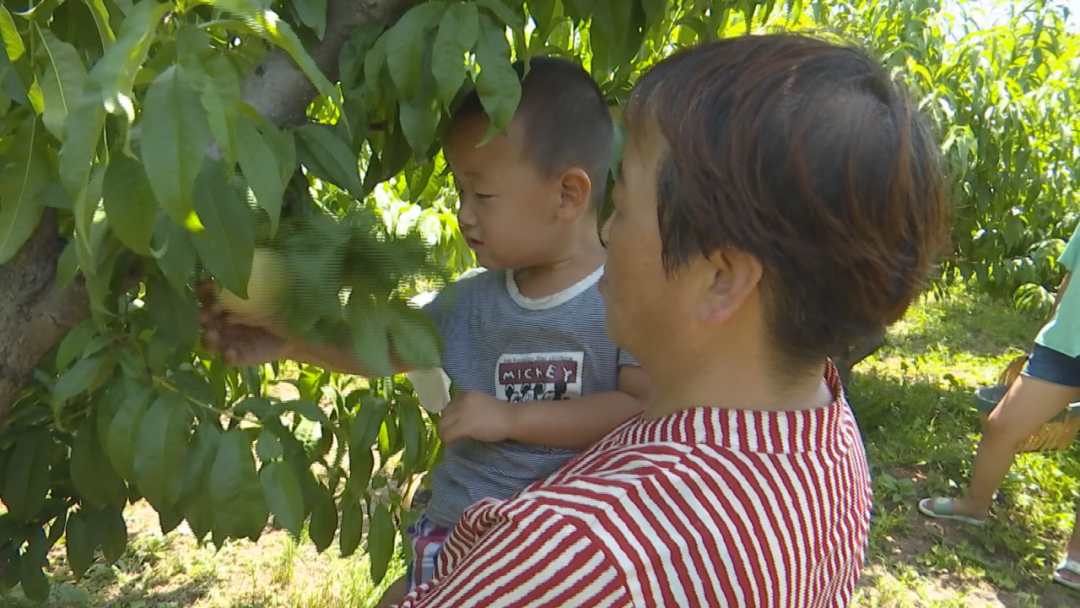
[405,513,451,590]
[1023,343,1080,388]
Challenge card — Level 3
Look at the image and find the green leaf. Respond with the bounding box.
[93,504,127,564]
[52,355,109,408]
[2,431,52,521]
[210,428,269,541]
[207,0,337,106]
[34,27,88,140]
[71,162,105,268]
[56,239,79,288]
[106,381,152,480]
[477,0,523,28]
[66,509,96,580]
[134,392,192,509]
[56,320,97,369]
[235,396,274,420]
[433,3,479,110]
[527,0,557,38]
[58,89,106,212]
[0,7,25,63]
[152,215,197,294]
[293,0,327,39]
[236,115,287,237]
[88,0,171,115]
[308,485,337,552]
[474,12,521,131]
[259,462,303,538]
[350,395,389,450]
[182,422,222,497]
[71,410,128,509]
[389,306,442,369]
[397,394,424,472]
[82,0,117,50]
[158,504,184,535]
[347,444,373,493]
[190,160,255,297]
[386,2,446,100]
[368,503,395,584]
[399,74,441,157]
[178,29,241,168]
[339,22,384,92]
[181,423,221,541]
[295,124,364,196]
[0,119,49,265]
[278,399,329,424]
[103,155,157,254]
[18,529,49,602]
[48,507,69,547]
[338,497,363,557]
[143,274,200,351]
[141,65,210,228]
[346,298,394,377]
[256,427,283,460]
[638,0,665,32]
[363,33,388,96]
[36,182,73,210]
[199,54,242,164]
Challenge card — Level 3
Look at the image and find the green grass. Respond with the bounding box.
[852,285,1080,607]
[5,283,1080,606]
[2,501,407,607]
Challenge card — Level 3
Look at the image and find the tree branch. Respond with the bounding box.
[0,211,89,426]
[0,0,415,425]
[241,0,414,126]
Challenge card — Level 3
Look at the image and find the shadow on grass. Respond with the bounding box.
[6,573,223,607]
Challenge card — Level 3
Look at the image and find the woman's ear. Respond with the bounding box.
[698,249,764,326]
[556,168,593,221]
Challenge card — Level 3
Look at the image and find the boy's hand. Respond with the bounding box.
[198,281,289,366]
[438,392,517,445]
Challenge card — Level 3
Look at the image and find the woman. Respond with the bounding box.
[920,221,1080,590]
[203,34,947,606]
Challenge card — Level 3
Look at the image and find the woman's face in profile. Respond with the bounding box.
[601,129,694,365]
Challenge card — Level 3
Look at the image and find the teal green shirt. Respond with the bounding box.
[1036,222,1080,356]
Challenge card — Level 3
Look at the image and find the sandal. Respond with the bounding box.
[1053,557,1080,590]
[917,497,987,527]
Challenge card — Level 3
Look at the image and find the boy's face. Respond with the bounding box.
[445,115,565,271]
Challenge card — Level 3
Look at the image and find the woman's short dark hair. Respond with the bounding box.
[624,34,948,364]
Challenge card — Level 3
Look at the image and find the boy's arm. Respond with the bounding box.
[284,333,413,377]
[438,366,648,449]
[199,297,415,377]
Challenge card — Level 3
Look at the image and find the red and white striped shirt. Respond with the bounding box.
[395,366,872,607]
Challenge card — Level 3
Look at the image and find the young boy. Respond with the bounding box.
[200,57,647,601]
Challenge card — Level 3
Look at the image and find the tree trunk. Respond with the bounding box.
[833,328,887,389]
[0,211,89,424]
[0,0,414,425]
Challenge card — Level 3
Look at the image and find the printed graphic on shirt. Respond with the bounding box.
[495,352,584,403]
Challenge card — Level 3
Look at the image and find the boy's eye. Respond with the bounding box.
[476,192,494,200]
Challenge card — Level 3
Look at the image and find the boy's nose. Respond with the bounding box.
[457,198,477,227]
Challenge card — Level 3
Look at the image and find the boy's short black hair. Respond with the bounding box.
[453,56,614,209]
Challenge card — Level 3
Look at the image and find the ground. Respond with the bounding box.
[4,285,1080,607]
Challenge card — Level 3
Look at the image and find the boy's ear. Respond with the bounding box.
[556,168,593,220]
